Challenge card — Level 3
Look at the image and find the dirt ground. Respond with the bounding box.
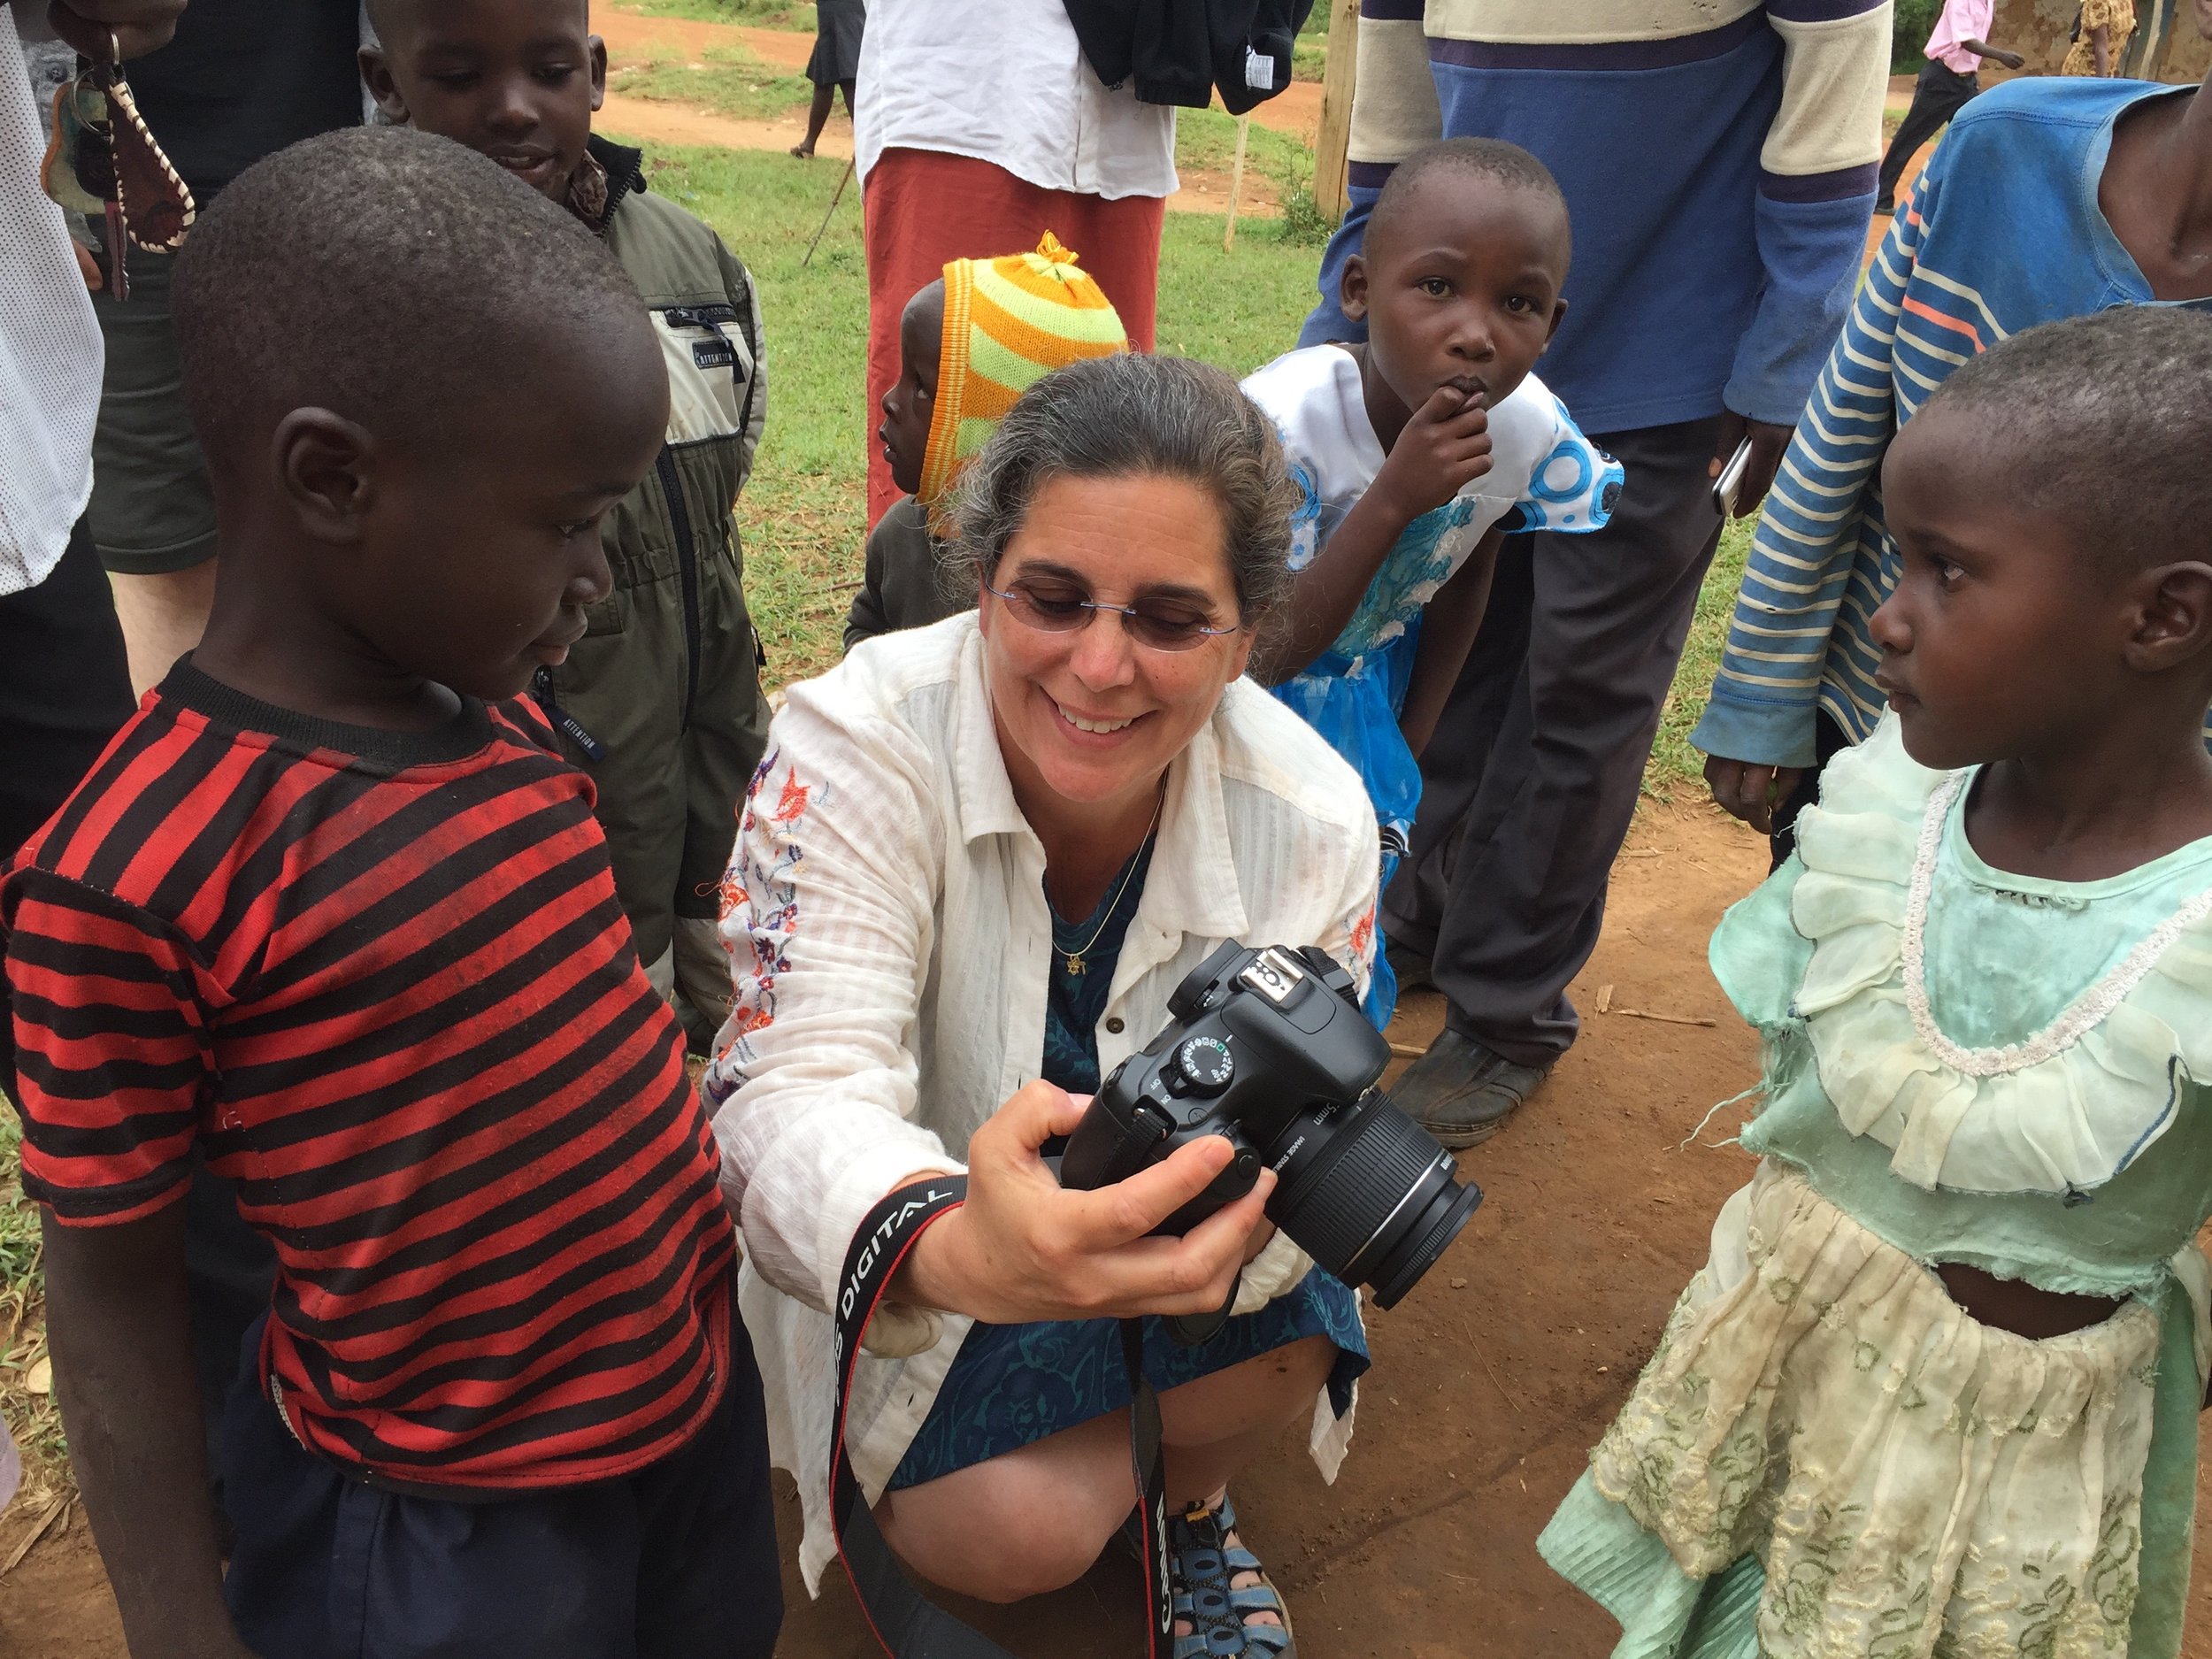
[10,802,2211,1656]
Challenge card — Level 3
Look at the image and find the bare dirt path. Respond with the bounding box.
[12,802,2209,1656]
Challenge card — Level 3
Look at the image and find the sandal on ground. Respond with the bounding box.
[1169,1495,1295,1659]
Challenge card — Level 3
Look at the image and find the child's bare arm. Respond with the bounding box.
[42,1204,257,1659]
[1254,386,1492,684]
[1397,526,1506,760]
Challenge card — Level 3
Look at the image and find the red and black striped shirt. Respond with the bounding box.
[3,664,734,1491]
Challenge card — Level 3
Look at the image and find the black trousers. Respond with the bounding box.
[1878,60,1981,207]
[0,518,134,859]
[1382,418,1724,1066]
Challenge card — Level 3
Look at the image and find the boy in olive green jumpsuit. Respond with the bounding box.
[365,0,770,1042]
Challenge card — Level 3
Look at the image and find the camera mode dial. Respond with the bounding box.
[1171,1036,1235,1097]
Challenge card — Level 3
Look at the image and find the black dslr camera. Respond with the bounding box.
[1059,942,1482,1310]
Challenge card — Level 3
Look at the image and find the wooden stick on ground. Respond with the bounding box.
[1609,1007,1718,1029]
[0,1498,68,1579]
[801,158,856,268]
[1223,114,1251,251]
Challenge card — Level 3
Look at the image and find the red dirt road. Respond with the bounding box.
[12,803,2212,1655]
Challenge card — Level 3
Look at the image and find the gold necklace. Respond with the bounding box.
[1053,787,1164,977]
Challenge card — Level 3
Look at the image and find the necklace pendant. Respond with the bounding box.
[1064,952,1086,977]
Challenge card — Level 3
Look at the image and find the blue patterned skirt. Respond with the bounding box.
[887,1270,1368,1490]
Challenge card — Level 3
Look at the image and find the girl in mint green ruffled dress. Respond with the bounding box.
[1541,310,2212,1659]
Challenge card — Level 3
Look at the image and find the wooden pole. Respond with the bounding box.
[801,157,855,268]
[1223,113,1251,250]
[1314,0,1360,222]
[2129,0,2170,79]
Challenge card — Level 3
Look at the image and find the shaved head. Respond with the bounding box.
[172,126,649,465]
[365,0,591,43]
[1366,138,1570,267]
[1916,308,2212,573]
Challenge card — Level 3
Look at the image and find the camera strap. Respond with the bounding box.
[832,1177,1175,1659]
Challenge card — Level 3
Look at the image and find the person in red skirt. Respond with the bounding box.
[851,0,1169,526]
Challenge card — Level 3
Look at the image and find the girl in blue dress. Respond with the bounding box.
[1241,141,1619,1025]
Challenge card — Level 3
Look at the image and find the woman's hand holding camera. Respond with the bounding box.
[893,1081,1277,1326]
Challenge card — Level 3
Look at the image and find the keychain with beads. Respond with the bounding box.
[37,32,196,300]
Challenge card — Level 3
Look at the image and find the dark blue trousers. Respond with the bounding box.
[220,1317,783,1659]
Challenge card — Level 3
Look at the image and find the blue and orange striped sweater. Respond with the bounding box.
[1694,77,2212,769]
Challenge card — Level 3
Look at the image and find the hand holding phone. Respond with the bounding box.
[1712,435,1753,519]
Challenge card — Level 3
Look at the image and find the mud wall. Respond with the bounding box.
[1986,0,2208,80]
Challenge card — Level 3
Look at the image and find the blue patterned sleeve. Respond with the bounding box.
[1281,442,1326,573]
[1516,410,1624,536]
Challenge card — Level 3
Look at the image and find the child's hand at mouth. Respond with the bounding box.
[1371,382,1494,524]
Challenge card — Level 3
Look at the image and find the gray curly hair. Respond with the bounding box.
[939,353,1300,627]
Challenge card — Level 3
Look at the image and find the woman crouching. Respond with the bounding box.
[707,354,1380,1657]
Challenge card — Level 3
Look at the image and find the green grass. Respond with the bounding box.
[1647,517,1752,799]
[1176,104,1314,196]
[0,1114,64,1495]
[608,42,816,122]
[611,0,817,27]
[1893,0,1939,73]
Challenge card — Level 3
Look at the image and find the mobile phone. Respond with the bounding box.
[1712,436,1754,519]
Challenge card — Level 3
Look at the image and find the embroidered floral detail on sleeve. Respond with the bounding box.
[707,748,817,1102]
[1348,902,1377,970]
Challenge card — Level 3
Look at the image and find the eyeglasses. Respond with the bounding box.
[983,576,1241,653]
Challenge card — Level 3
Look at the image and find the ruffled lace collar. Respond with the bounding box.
[1788,718,2212,1195]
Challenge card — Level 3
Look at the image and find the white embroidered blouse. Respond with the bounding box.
[704,615,1382,1590]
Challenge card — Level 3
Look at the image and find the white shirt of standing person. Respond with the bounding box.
[0,5,104,597]
[854,0,1177,199]
[704,613,1381,1593]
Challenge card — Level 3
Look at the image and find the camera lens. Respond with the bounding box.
[1265,1092,1482,1310]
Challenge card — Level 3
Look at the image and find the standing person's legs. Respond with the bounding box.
[791,80,839,157]
[1876,62,1978,211]
[86,250,220,695]
[863,149,1162,524]
[0,518,134,859]
[1385,419,1724,1143]
[1382,532,1538,990]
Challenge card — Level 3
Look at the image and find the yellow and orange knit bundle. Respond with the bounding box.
[918,233,1129,513]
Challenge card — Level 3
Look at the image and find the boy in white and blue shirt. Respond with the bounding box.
[1244,139,1619,1025]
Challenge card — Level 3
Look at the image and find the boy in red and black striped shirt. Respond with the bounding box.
[4,130,780,1658]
